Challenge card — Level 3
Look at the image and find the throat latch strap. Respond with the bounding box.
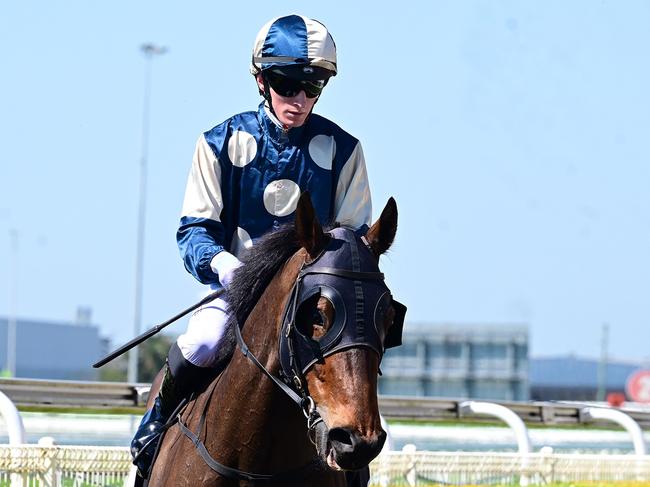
[235,323,305,406]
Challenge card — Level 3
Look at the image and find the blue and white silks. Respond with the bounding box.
[177,102,372,286]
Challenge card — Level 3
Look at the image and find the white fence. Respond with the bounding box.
[3,446,650,486]
[0,445,130,486]
[372,451,650,485]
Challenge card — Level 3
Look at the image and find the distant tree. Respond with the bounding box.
[98,334,173,383]
[138,334,173,382]
[98,353,126,382]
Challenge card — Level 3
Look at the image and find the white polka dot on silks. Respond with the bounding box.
[263,179,301,217]
[308,134,336,170]
[230,227,253,259]
[227,130,257,167]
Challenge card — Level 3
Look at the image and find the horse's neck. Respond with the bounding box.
[206,251,316,468]
[237,250,304,375]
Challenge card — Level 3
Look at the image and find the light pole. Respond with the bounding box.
[128,43,168,384]
[5,229,18,377]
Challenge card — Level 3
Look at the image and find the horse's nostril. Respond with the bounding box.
[327,427,386,470]
[328,427,354,448]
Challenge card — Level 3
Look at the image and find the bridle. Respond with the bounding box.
[177,227,406,483]
[279,228,405,395]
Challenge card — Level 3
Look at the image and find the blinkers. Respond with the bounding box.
[279,227,406,383]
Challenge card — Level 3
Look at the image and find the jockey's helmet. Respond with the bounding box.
[251,14,337,82]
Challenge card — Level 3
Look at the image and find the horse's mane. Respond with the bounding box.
[225,224,300,331]
[211,222,336,370]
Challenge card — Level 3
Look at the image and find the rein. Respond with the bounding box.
[176,313,324,483]
[176,360,322,483]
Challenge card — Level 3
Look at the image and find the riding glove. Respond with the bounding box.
[210,251,243,289]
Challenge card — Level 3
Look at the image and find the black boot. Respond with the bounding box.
[130,365,182,477]
[130,343,215,478]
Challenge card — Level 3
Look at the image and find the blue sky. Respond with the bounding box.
[1,1,649,363]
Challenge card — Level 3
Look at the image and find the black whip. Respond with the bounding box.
[93,289,224,368]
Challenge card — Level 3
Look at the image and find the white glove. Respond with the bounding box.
[210,251,243,289]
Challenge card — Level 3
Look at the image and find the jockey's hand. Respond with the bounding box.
[210,251,243,289]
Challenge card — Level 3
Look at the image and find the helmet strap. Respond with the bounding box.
[260,76,278,118]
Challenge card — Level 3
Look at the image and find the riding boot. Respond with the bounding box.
[130,342,216,478]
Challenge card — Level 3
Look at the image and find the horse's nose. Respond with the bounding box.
[327,427,386,470]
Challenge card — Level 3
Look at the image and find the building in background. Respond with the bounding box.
[529,355,647,401]
[379,322,529,401]
[0,309,102,380]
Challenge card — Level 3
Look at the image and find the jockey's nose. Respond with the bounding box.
[327,426,386,470]
[293,89,307,105]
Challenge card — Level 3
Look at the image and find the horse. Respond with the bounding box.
[144,192,405,486]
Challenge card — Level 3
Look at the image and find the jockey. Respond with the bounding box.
[130,14,372,478]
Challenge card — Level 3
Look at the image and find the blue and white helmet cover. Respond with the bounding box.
[251,14,337,76]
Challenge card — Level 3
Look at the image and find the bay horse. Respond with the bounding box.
[144,193,405,486]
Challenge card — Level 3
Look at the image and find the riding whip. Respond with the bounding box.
[92,289,224,368]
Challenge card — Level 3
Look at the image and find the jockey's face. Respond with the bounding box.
[257,74,318,128]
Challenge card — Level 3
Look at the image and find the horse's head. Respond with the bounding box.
[279,192,405,471]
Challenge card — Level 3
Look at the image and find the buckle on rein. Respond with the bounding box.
[302,396,324,446]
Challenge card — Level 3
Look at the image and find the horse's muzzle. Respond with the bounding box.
[326,427,386,471]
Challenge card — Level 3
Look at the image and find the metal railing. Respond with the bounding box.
[3,378,650,428]
[0,378,149,409]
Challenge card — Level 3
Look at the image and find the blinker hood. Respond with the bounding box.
[279,227,406,380]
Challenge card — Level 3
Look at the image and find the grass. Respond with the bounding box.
[366,483,650,487]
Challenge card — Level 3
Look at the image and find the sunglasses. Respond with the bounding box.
[265,71,327,99]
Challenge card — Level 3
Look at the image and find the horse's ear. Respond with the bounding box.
[295,191,328,258]
[365,197,398,256]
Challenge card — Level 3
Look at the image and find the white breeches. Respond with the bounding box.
[176,295,230,367]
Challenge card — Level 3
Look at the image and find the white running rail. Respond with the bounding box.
[0,389,25,444]
[459,400,532,486]
[581,406,648,455]
[459,400,532,454]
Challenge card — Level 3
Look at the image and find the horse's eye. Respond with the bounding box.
[295,295,333,340]
[312,310,325,327]
[296,307,325,338]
